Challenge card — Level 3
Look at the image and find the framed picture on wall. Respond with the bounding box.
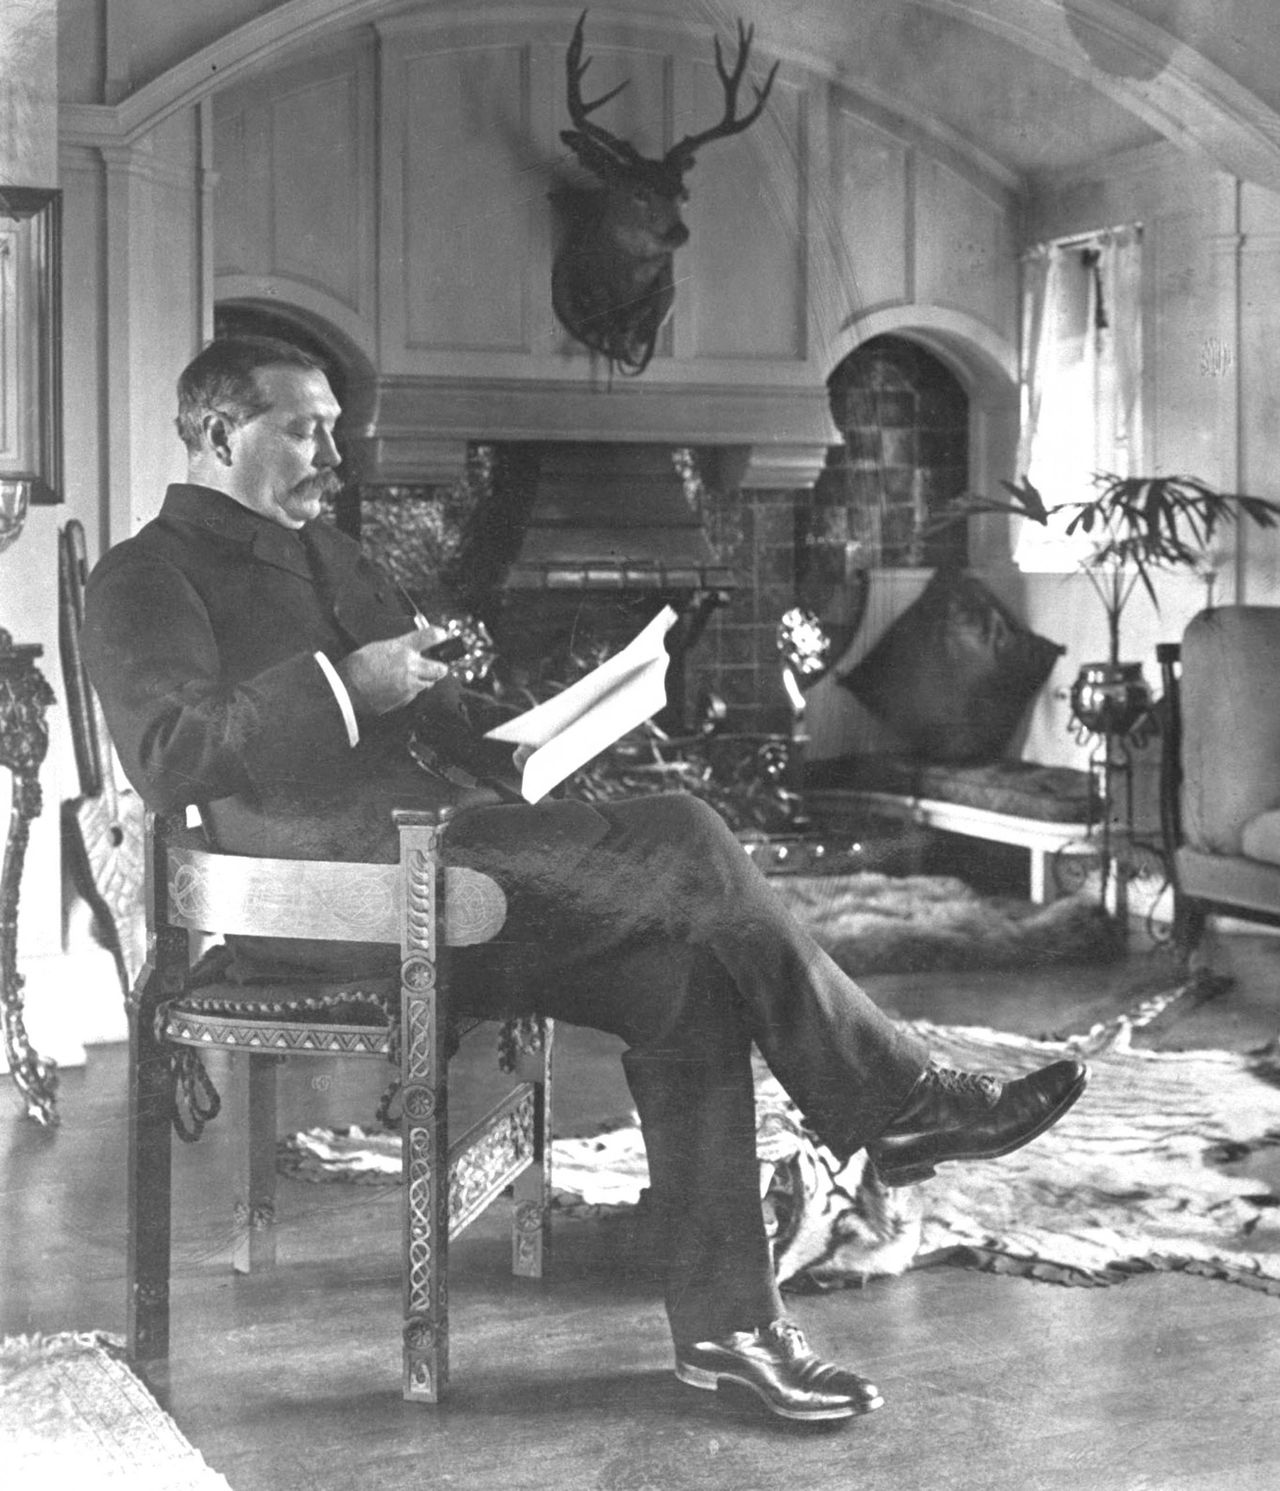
[1,186,63,537]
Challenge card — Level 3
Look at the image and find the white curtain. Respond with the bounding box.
[1014,227,1144,572]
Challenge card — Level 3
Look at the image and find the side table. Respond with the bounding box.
[1,627,58,1125]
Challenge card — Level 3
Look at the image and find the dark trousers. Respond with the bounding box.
[448,794,929,1345]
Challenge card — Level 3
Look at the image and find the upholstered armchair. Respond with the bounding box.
[1159,607,1280,959]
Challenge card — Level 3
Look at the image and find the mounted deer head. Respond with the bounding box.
[552,11,778,375]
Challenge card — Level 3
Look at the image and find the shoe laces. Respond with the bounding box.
[763,1319,810,1358]
[929,1065,1002,1103]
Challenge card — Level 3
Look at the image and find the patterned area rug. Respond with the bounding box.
[280,983,1280,1294]
[768,874,1123,974]
[0,1331,234,1489]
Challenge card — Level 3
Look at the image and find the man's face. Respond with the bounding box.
[223,365,343,529]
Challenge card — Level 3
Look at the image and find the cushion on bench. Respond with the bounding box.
[805,755,1096,824]
[837,569,1065,764]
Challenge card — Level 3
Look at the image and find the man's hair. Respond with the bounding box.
[175,336,325,453]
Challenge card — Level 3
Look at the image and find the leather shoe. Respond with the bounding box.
[674,1319,883,1421]
[866,1057,1088,1186]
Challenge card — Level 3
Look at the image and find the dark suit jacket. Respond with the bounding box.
[84,484,489,862]
[83,485,611,973]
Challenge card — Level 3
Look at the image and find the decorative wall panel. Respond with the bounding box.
[914,158,1014,341]
[395,44,533,354]
[214,109,252,278]
[271,74,363,309]
[213,40,375,328]
[687,74,806,361]
[829,108,910,317]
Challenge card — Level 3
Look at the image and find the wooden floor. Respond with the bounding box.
[6,927,1280,1490]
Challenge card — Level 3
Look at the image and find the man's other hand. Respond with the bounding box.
[336,628,451,715]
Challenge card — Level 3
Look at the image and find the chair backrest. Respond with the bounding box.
[152,814,507,951]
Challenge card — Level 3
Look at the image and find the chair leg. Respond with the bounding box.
[127,991,173,1364]
[398,818,450,1402]
[233,1053,279,1274]
[511,1017,553,1279]
[1173,893,1208,970]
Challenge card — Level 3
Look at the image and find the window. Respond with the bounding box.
[1014,227,1143,572]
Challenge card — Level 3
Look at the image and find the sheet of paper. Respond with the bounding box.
[484,605,677,802]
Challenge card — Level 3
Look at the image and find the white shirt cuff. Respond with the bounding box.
[314,651,360,747]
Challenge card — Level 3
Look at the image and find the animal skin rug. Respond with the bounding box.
[279,984,1280,1295]
[767,874,1123,975]
[755,986,1280,1292]
[0,1331,234,1490]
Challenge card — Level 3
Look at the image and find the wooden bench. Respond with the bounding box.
[803,756,1100,903]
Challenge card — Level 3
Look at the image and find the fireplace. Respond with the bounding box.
[351,441,739,730]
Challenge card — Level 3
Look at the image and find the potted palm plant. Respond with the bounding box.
[945,472,1280,735]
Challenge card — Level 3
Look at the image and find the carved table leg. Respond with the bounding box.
[1,634,58,1126]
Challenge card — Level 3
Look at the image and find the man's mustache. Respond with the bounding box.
[297,472,342,498]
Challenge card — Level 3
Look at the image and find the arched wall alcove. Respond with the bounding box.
[821,306,1020,572]
[798,308,1021,762]
[817,334,971,572]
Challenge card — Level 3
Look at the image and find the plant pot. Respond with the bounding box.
[1069,661,1152,737]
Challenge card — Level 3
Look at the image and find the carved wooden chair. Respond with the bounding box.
[127,807,552,1403]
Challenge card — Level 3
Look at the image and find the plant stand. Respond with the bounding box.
[1065,677,1169,935]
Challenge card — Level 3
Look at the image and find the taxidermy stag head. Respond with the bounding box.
[552,10,778,375]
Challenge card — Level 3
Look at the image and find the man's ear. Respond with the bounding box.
[202,411,235,466]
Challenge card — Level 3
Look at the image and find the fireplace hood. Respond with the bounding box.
[502,442,737,592]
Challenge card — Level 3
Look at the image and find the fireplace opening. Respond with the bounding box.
[353,441,738,731]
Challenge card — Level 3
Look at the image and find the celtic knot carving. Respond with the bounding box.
[406,1122,438,1312]
[404,995,433,1083]
[313,873,395,929]
[168,860,208,922]
[443,868,507,945]
[448,1098,535,1227]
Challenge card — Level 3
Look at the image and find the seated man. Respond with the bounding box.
[83,336,1087,1427]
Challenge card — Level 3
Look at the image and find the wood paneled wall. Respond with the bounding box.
[210,15,1019,464]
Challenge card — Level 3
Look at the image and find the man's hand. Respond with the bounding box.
[336,628,451,715]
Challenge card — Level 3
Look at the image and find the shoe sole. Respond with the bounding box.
[871,1065,1089,1187]
[674,1361,883,1421]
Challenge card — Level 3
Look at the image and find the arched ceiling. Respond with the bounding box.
[62,0,1280,192]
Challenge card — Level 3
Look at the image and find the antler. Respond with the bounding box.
[666,19,779,170]
[562,10,646,174]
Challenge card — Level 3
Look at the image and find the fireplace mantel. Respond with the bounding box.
[348,376,835,490]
